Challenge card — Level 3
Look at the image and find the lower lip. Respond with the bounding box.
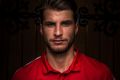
[52,41,64,44]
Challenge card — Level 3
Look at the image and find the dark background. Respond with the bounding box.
[0,0,120,80]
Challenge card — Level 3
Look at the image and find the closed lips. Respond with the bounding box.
[51,39,67,42]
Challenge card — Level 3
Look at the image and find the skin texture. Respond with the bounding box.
[40,9,78,73]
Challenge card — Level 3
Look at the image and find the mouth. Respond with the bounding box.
[51,39,66,45]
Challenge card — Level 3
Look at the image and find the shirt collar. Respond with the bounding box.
[41,52,57,74]
[64,49,81,73]
[41,49,81,74]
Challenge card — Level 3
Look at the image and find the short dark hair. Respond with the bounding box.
[35,0,78,24]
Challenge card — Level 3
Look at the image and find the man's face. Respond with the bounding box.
[41,9,78,53]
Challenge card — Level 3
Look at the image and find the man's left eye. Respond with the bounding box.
[61,21,73,27]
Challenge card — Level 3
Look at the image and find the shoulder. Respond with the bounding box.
[80,53,107,68]
[12,56,42,80]
[78,53,114,79]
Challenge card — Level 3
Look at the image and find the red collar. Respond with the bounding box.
[41,49,81,74]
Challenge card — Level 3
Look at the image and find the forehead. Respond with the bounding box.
[43,9,74,21]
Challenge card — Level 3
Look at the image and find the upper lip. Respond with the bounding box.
[52,39,65,41]
[51,39,66,42]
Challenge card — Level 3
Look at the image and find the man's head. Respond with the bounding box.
[40,0,78,53]
[40,0,78,23]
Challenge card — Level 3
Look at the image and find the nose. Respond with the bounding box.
[54,24,63,37]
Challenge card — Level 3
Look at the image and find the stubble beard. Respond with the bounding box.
[45,33,76,55]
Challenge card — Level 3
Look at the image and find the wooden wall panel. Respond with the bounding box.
[8,33,22,79]
[100,33,114,69]
[85,21,100,59]
[113,32,120,79]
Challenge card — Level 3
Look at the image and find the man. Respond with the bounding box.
[12,0,115,80]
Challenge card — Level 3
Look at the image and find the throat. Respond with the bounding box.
[46,49,76,73]
[52,57,71,73]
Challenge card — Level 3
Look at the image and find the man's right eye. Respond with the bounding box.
[44,22,55,27]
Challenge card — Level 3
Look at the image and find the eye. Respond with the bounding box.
[44,22,55,27]
[61,20,73,27]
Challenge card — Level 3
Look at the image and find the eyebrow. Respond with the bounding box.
[61,20,74,24]
[43,20,74,25]
[43,21,56,25]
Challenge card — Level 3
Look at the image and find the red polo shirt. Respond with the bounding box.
[12,50,114,80]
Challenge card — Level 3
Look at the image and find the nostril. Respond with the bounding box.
[54,31,62,37]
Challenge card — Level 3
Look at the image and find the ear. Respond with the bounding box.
[40,24,43,35]
[75,23,78,35]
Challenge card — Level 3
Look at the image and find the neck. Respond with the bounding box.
[46,46,76,73]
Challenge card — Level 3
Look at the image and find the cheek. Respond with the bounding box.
[43,29,53,39]
[63,28,75,37]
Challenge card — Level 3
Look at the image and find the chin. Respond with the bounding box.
[47,40,74,53]
[49,45,69,53]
